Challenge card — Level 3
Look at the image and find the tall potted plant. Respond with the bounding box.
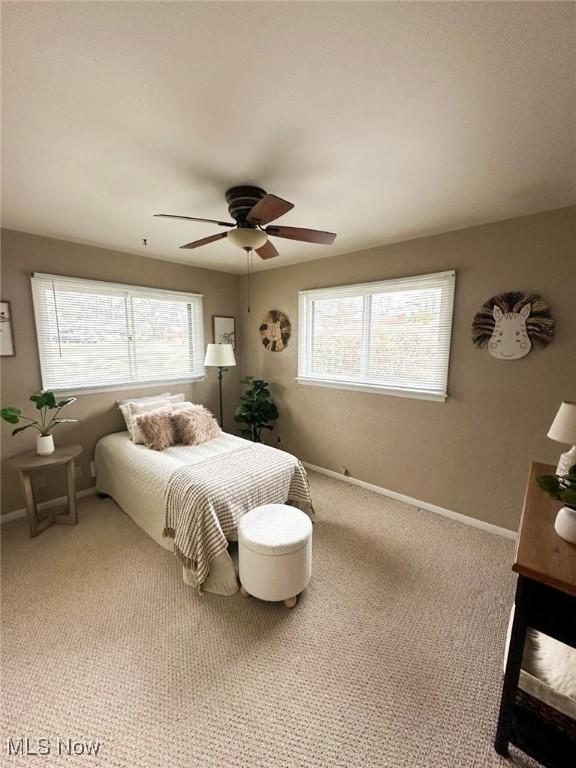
[234,376,279,443]
[1,391,79,455]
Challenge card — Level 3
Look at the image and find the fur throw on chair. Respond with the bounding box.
[533,632,576,699]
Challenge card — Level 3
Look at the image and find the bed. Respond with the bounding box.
[94,431,312,595]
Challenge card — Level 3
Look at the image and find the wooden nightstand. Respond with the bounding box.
[495,461,576,766]
[7,445,84,538]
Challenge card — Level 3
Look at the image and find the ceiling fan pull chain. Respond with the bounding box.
[247,248,252,314]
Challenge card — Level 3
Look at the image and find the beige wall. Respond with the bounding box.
[2,208,574,528]
[239,207,576,531]
[1,229,241,514]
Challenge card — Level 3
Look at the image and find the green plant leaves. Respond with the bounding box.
[12,423,38,436]
[536,475,560,496]
[235,376,279,442]
[30,391,57,410]
[559,488,576,507]
[1,407,21,424]
[57,397,77,408]
[2,391,79,438]
[537,473,576,509]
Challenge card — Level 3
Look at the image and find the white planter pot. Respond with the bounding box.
[36,434,55,456]
[554,506,576,544]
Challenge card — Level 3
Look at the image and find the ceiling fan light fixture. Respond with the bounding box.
[227,228,268,251]
[157,186,337,257]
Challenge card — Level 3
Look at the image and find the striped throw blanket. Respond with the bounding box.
[163,442,312,589]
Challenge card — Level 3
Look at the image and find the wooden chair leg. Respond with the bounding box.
[284,596,298,609]
[239,585,250,597]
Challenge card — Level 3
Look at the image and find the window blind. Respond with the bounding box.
[31,273,205,393]
[298,270,455,401]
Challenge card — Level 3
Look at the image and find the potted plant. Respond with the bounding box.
[234,376,279,443]
[1,391,79,456]
[536,472,576,543]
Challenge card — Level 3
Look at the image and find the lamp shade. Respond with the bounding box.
[204,343,236,367]
[547,401,576,444]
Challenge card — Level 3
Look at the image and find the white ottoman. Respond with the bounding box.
[238,504,313,608]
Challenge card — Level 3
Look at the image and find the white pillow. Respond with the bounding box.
[129,394,185,444]
[117,391,172,407]
[119,392,186,439]
[171,401,199,412]
[118,392,172,437]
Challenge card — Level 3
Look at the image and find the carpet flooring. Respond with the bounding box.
[1,471,539,767]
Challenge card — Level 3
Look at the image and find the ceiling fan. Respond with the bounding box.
[155,185,337,260]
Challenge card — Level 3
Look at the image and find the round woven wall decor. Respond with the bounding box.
[259,310,291,352]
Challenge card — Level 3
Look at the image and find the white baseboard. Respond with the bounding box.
[1,487,98,524]
[3,470,516,540]
[303,462,517,540]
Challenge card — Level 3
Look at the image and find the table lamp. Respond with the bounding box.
[547,401,576,476]
[204,343,236,430]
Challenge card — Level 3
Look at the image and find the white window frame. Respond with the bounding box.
[297,270,456,402]
[31,273,206,395]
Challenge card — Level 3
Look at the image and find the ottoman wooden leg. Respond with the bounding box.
[239,585,250,598]
[284,596,298,609]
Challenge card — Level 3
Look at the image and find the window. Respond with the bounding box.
[31,273,205,393]
[298,270,455,402]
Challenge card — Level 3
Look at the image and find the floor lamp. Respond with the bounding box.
[204,343,236,430]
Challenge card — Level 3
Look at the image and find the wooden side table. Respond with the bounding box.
[7,445,84,538]
[495,461,576,766]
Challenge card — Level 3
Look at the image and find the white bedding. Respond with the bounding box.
[94,431,258,594]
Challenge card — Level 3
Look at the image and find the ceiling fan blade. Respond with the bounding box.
[155,214,234,228]
[179,232,228,250]
[265,225,336,245]
[247,194,294,225]
[256,241,279,260]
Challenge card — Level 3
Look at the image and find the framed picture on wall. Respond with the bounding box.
[213,316,236,350]
[0,300,15,357]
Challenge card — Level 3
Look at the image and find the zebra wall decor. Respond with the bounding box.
[472,292,555,360]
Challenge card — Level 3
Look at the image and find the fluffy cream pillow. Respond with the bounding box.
[129,394,185,443]
[173,405,221,446]
[134,407,177,451]
[118,392,171,438]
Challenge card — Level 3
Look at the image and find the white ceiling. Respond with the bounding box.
[2,2,575,274]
